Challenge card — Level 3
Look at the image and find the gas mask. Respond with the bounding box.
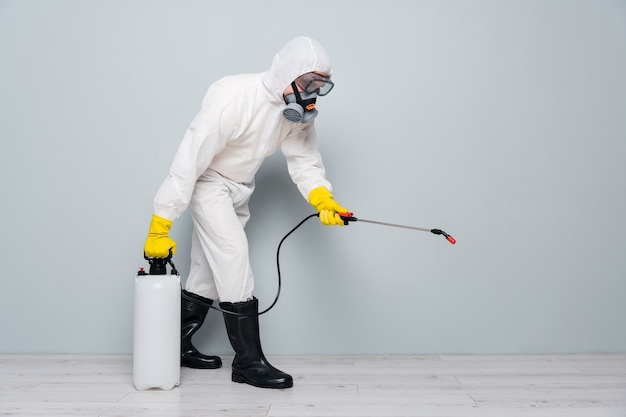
[283,82,318,123]
[282,73,334,123]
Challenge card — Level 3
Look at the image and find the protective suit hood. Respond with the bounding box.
[261,36,332,102]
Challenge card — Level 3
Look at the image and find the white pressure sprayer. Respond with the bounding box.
[133,255,181,391]
[130,211,455,389]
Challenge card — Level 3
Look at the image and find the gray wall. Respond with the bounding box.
[1,0,625,355]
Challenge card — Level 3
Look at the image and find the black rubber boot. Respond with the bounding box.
[220,298,293,389]
[181,290,222,369]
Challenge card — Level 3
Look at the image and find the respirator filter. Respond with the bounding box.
[283,88,318,123]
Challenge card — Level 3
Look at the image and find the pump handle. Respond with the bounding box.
[142,250,178,275]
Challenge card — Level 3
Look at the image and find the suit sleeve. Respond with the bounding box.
[281,124,332,201]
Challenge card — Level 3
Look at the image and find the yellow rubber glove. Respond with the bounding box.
[144,214,177,258]
[308,186,350,226]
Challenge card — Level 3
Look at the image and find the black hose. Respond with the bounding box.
[206,213,319,316]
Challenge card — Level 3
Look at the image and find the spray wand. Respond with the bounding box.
[338,212,456,244]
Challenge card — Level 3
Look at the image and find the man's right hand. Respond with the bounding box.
[308,186,350,226]
[144,214,176,257]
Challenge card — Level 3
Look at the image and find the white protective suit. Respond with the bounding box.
[153,36,334,302]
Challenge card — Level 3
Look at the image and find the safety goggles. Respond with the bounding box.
[294,72,334,96]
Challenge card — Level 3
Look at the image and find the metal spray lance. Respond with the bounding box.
[338,213,457,244]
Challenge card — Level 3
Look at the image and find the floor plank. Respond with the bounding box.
[0,354,624,417]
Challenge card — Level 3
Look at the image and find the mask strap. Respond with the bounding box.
[291,81,303,102]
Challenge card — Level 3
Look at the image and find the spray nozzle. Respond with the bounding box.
[430,229,457,245]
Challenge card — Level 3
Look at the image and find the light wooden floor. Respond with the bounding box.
[1,354,625,416]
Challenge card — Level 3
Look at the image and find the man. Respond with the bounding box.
[143,36,351,389]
